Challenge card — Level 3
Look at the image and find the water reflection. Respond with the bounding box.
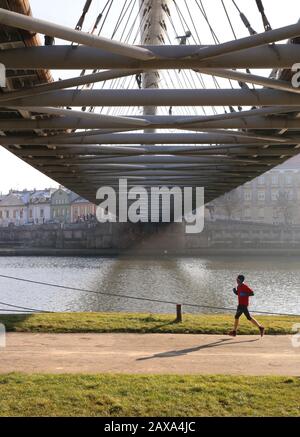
[0,256,299,314]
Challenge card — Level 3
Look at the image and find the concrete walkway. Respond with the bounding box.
[0,333,299,375]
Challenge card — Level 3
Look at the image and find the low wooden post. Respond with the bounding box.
[176,304,182,323]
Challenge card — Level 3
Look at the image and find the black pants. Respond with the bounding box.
[235,304,252,321]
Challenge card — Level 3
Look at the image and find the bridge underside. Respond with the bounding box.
[0,1,300,205]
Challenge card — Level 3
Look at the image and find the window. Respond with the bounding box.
[40,209,44,218]
[258,176,265,185]
[6,210,9,218]
[257,191,265,201]
[29,209,33,219]
[271,174,278,185]
[0,211,2,219]
[271,190,279,201]
[20,210,23,219]
[13,210,17,219]
[244,191,252,201]
[286,174,293,186]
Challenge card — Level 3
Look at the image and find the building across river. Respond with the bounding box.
[0,186,96,227]
[207,156,300,226]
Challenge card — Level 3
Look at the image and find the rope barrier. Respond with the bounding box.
[0,309,37,314]
[0,298,51,313]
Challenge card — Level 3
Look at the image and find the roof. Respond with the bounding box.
[1,188,58,204]
[29,188,56,203]
[51,187,81,203]
[71,196,92,204]
[0,192,26,206]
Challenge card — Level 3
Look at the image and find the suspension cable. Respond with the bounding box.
[221,0,237,39]
[231,0,257,35]
[75,0,93,31]
[255,0,272,31]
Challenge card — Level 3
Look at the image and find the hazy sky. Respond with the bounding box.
[0,0,298,194]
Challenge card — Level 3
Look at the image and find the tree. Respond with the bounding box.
[214,190,241,220]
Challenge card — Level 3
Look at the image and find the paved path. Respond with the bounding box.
[0,333,299,375]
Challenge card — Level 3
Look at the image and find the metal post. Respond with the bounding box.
[139,0,171,133]
[176,304,182,323]
[175,106,300,126]
[6,89,300,107]
[0,69,142,103]
[0,45,299,69]
[194,20,300,60]
[8,106,149,128]
[0,8,155,60]
[0,132,283,145]
[197,68,300,95]
[1,114,300,130]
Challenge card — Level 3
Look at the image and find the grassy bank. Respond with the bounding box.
[0,312,299,334]
[0,373,299,416]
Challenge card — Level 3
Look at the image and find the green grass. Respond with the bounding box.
[0,312,299,334]
[0,373,299,416]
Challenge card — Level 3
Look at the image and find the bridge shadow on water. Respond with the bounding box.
[76,222,231,313]
[136,337,260,361]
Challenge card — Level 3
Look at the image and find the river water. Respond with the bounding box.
[0,256,299,315]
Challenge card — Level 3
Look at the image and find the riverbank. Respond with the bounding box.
[0,312,299,334]
[2,247,300,256]
[0,373,299,416]
[2,220,300,256]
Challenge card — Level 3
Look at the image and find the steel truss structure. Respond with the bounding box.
[0,0,300,204]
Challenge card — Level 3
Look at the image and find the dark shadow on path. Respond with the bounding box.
[136,337,260,361]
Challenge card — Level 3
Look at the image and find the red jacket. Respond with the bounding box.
[236,283,254,306]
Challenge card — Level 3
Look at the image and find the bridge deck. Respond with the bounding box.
[0,0,300,204]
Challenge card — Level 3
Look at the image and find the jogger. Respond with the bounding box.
[229,274,265,337]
